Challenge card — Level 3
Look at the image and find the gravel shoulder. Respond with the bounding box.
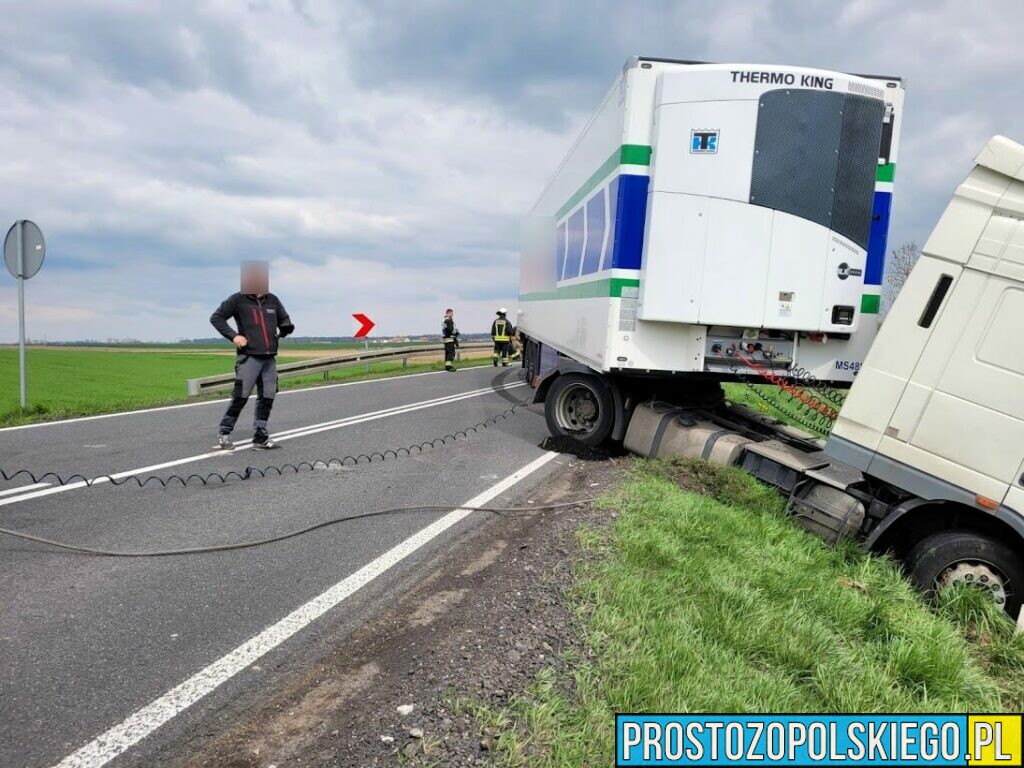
[166,451,623,767]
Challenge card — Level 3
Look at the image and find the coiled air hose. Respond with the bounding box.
[0,403,531,489]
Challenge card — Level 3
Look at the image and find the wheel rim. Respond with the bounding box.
[553,382,602,436]
[936,560,1010,608]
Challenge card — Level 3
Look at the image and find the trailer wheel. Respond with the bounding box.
[544,373,615,447]
[905,530,1024,618]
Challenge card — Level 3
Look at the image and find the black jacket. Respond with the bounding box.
[211,293,294,356]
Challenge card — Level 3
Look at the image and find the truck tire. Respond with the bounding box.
[544,373,615,447]
[905,530,1024,618]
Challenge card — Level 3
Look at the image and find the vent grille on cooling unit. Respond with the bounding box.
[750,89,885,250]
[847,81,885,100]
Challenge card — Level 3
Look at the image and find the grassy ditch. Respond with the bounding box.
[481,458,1024,766]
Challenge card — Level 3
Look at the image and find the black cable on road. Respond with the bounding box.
[0,499,597,558]
[0,398,534,490]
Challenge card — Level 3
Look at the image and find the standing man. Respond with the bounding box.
[442,307,459,372]
[491,308,513,367]
[211,261,294,450]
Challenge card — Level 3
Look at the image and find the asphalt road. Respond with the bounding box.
[0,366,561,768]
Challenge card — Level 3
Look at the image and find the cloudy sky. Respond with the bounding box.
[0,0,1020,342]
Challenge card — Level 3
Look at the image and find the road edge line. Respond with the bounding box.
[50,450,561,768]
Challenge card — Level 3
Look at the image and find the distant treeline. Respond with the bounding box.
[14,335,493,347]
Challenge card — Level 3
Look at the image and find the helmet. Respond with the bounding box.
[497,307,507,315]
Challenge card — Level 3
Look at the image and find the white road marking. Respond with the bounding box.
[0,382,526,509]
[266,382,515,439]
[267,382,524,443]
[0,482,51,498]
[50,451,561,768]
[0,367,465,433]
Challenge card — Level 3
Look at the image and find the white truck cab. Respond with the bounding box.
[825,137,1024,611]
[829,136,1024,517]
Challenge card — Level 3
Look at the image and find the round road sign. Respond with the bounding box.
[4,220,46,279]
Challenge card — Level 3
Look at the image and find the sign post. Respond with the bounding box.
[4,220,46,409]
[16,222,24,408]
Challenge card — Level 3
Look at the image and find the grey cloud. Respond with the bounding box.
[0,2,344,140]
[341,0,712,127]
[343,0,1024,247]
[0,0,1022,341]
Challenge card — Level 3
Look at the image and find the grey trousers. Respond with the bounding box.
[218,355,278,435]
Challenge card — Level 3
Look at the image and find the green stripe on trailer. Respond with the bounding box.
[524,280,882,316]
[519,277,641,302]
[555,145,652,220]
[876,163,895,183]
[619,144,652,166]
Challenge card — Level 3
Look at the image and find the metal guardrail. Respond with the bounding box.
[185,342,493,396]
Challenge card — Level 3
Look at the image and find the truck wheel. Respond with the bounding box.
[905,530,1024,618]
[544,373,615,447]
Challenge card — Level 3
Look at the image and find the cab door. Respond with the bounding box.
[1006,457,1024,517]
[884,275,1024,503]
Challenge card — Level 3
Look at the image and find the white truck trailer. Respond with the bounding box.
[518,57,903,445]
[517,58,1024,617]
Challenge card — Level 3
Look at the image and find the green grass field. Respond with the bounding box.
[0,347,490,427]
[723,381,847,437]
[472,459,1024,765]
[0,348,301,426]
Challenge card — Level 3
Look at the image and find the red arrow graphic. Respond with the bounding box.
[352,313,375,338]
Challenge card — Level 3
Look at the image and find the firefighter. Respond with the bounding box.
[491,308,513,367]
[442,307,459,372]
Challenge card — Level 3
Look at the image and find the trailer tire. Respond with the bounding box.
[905,530,1024,618]
[544,373,615,447]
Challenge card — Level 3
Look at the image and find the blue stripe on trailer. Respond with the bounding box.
[609,174,649,270]
[581,190,606,275]
[600,176,619,272]
[555,221,567,281]
[865,191,892,286]
[564,207,585,279]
